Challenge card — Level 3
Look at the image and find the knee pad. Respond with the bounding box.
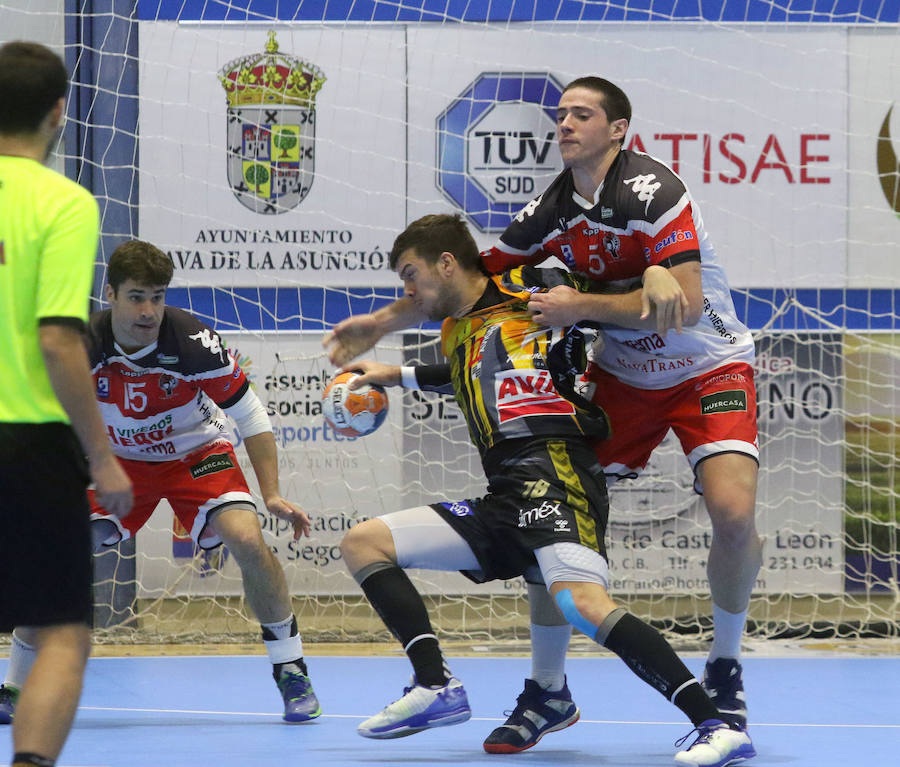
[553,588,600,641]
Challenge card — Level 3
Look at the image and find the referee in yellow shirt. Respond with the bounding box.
[0,41,131,767]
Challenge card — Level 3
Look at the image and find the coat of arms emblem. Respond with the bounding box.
[218,31,326,214]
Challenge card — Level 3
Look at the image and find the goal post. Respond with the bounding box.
[1,0,897,646]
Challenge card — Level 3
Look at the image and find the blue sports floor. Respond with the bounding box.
[2,652,898,766]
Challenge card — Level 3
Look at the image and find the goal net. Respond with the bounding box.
[2,0,898,647]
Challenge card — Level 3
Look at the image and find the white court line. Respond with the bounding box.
[78,706,900,728]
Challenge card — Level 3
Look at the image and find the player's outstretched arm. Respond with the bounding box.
[322,297,424,366]
[39,323,133,517]
[243,431,311,540]
[342,359,402,389]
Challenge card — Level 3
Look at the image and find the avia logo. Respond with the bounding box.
[495,368,575,423]
[877,105,900,220]
[189,328,224,359]
[623,173,661,213]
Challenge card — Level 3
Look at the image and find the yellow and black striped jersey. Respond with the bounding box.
[439,266,609,462]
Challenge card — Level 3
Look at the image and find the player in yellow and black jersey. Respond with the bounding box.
[334,214,754,767]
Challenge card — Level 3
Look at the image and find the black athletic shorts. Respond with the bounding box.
[430,439,609,584]
[0,422,93,631]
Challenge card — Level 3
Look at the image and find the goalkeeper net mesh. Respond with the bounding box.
[2,0,897,647]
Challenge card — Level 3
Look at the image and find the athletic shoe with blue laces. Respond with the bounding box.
[702,658,748,729]
[0,685,18,724]
[277,668,321,722]
[483,677,580,753]
[674,719,756,767]
[358,676,471,739]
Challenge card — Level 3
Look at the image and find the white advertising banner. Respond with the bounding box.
[848,29,900,288]
[137,24,406,288]
[138,23,848,290]
[406,24,848,288]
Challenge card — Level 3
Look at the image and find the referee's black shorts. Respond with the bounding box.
[0,422,93,632]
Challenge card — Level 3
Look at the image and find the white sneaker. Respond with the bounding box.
[358,676,471,739]
[674,719,756,767]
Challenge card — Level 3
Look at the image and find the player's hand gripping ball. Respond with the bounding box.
[322,371,389,438]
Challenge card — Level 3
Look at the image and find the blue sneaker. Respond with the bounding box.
[358,676,471,739]
[483,677,580,753]
[0,685,18,724]
[674,719,756,767]
[276,669,321,722]
[702,658,748,729]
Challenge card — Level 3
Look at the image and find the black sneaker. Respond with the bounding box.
[702,658,748,729]
[483,678,580,754]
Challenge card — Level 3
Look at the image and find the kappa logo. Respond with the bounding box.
[623,173,661,214]
[515,194,544,224]
[189,328,224,359]
[219,31,326,214]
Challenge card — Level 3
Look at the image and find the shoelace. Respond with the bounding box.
[674,723,721,749]
[280,672,311,700]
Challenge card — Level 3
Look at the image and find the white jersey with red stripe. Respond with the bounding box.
[88,307,248,461]
[481,149,755,390]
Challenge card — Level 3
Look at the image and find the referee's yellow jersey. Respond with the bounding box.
[0,156,99,423]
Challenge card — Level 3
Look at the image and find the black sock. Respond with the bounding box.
[12,754,55,767]
[273,658,308,680]
[359,565,447,686]
[599,610,720,726]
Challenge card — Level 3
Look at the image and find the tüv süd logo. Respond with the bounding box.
[436,72,565,232]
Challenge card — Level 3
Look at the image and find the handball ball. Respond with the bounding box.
[322,371,389,438]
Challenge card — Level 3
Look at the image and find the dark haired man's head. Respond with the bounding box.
[107,240,174,293]
[0,41,68,136]
[389,214,481,271]
[104,241,174,352]
[562,77,632,134]
[390,214,485,322]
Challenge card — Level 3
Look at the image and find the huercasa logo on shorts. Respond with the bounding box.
[189,452,236,479]
[518,500,562,528]
[700,390,747,415]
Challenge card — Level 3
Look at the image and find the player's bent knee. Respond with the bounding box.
[340,518,395,571]
[553,588,602,641]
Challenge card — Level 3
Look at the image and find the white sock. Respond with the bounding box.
[262,616,303,665]
[4,632,37,689]
[708,604,747,662]
[530,623,571,692]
